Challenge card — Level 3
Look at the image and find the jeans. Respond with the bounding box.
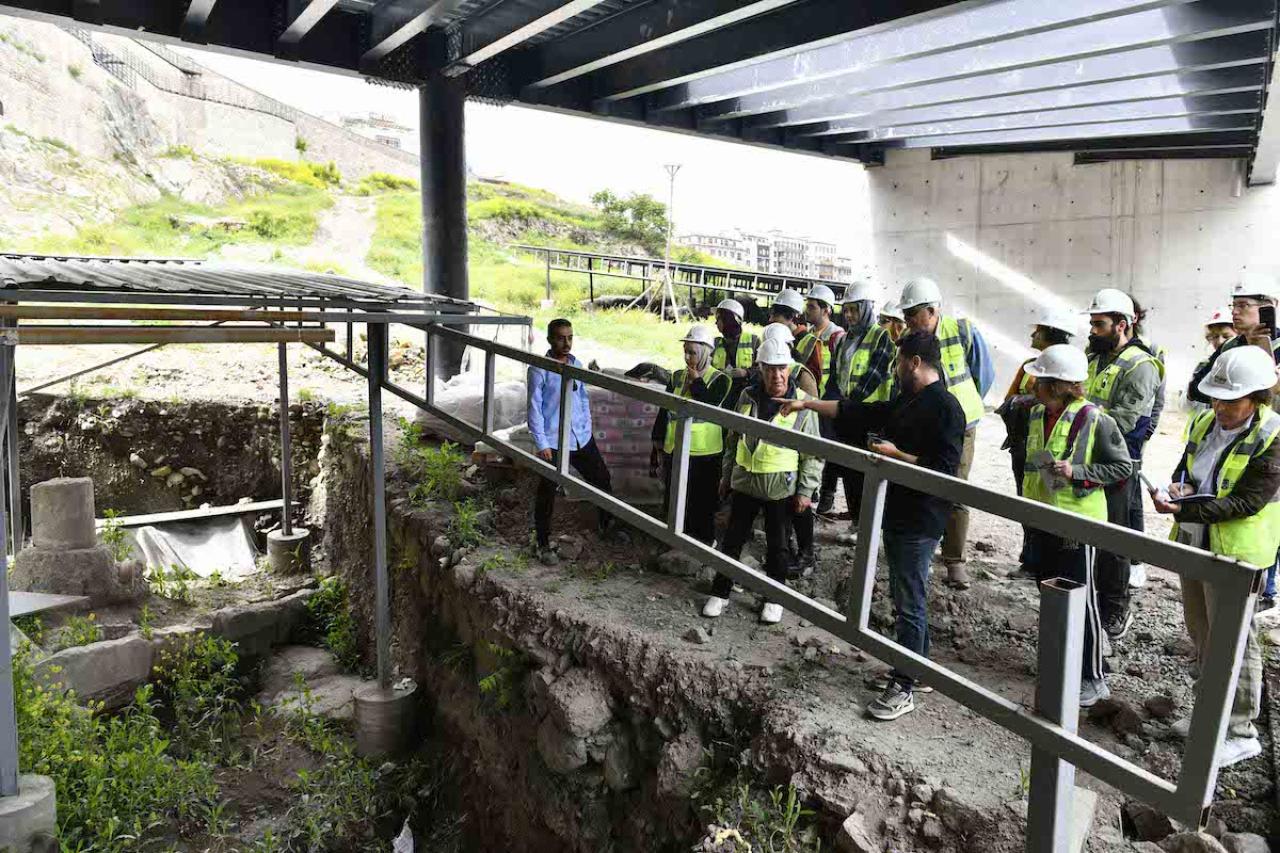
[1029,532,1106,682]
[1096,475,1137,622]
[534,438,614,549]
[712,491,791,599]
[884,529,939,687]
[662,453,721,546]
[940,428,976,563]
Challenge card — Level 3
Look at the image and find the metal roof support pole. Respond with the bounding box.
[276,343,293,537]
[419,74,469,383]
[1026,578,1086,853]
[366,322,392,690]
[0,337,18,797]
[2,317,18,554]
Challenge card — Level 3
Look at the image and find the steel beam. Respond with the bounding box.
[182,0,219,42]
[819,91,1260,144]
[364,0,468,65]
[1248,51,1280,183]
[550,0,967,106]
[878,113,1256,149]
[654,0,1272,119]
[279,0,342,48]
[930,129,1256,156]
[419,74,469,380]
[519,0,800,90]
[643,0,1195,111]
[782,67,1265,136]
[446,0,608,75]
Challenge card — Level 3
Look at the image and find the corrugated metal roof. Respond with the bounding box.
[0,253,472,309]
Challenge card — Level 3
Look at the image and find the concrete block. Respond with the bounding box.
[30,477,95,550]
[353,681,417,758]
[210,588,312,658]
[149,623,209,661]
[40,635,153,711]
[267,528,311,574]
[10,546,138,607]
[0,774,56,853]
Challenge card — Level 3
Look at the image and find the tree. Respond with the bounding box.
[591,189,668,255]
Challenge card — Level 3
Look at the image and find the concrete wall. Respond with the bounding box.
[865,149,1280,405]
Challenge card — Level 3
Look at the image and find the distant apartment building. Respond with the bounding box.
[340,112,414,150]
[680,229,851,281]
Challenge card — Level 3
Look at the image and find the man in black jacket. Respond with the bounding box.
[776,331,965,722]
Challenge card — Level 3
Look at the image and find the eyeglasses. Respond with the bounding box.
[903,306,926,320]
[1233,300,1264,310]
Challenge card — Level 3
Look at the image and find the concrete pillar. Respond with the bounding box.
[0,774,56,852]
[29,478,95,551]
[418,73,469,381]
[353,680,418,758]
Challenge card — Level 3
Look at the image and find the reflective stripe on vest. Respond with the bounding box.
[1021,399,1106,521]
[1172,405,1280,567]
[662,368,727,456]
[734,391,812,474]
[837,324,891,401]
[711,334,759,371]
[1017,360,1036,395]
[936,315,986,428]
[1085,343,1160,409]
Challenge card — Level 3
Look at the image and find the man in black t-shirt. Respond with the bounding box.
[776,331,965,722]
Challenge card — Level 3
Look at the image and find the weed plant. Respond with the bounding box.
[305,576,360,670]
[55,613,102,650]
[100,507,131,562]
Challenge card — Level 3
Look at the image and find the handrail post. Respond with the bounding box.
[666,415,691,534]
[424,326,435,407]
[557,367,573,477]
[1026,578,1086,853]
[481,350,496,434]
[545,252,552,304]
[847,472,887,628]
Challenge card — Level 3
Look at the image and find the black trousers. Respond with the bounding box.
[1011,450,1030,566]
[534,438,613,549]
[1096,476,1137,621]
[820,462,860,512]
[711,491,790,599]
[662,453,721,546]
[1029,531,1106,682]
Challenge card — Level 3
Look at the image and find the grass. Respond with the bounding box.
[237,157,341,189]
[23,185,332,257]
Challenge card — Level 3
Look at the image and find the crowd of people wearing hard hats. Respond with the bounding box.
[525,273,1280,765]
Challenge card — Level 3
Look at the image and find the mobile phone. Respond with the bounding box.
[866,432,884,448]
[1261,304,1276,336]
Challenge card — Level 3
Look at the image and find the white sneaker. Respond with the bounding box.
[1080,678,1111,708]
[1169,717,1191,739]
[1218,735,1263,768]
[760,602,784,624]
[1129,565,1148,589]
[835,531,858,545]
[702,596,728,618]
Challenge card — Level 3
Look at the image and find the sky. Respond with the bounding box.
[177,46,871,254]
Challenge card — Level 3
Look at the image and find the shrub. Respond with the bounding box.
[67,63,82,79]
[306,576,359,670]
[161,143,195,158]
[356,172,418,194]
[15,642,218,851]
[295,135,308,154]
[152,633,243,762]
[246,157,341,189]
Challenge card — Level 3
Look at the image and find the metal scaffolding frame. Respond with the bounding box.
[345,320,1259,853]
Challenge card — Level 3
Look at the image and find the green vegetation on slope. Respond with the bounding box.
[25,183,332,256]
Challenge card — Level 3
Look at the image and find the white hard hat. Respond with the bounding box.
[842,281,879,304]
[807,284,837,306]
[715,298,744,319]
[771,288,805,314]
[879,302,904,321]
[762,322,793,345]
[1035,308,1078,337]
[1232,272,1276,301]
[1207,307,1233,327]
[1198,345,1277,400]
[1024,344,1088,383]
[757,337,793,367]
[1085,288,1134,319]
[680,325,716,348]
[899,277,942,310]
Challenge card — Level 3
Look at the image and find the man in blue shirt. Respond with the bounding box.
[528,318,615,565]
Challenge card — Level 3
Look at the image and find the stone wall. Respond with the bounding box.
[864,149,1280,402]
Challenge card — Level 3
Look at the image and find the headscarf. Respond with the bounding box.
[844,300,875,332]
[684,339,712,377]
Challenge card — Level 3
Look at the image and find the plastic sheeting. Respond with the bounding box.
[414,376,528,443]
[131,516,259,580]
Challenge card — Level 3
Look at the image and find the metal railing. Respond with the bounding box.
[512,244,856,308]
[314,319,1261,853]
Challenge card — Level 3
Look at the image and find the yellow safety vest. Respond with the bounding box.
[1022,399,1107,521]
[711,334,759,371]
[936,315,986,429]
[662,368,727,457]
[1017,359,1036,395]
[836,324,892,402]
[1085,343,1163,409]
[734,390,813,474]
[1171,406,1280,567]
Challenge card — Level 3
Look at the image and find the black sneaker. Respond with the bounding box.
[816,491,836,516]
[1258,596,1276,613]
[1103,609,1133,640]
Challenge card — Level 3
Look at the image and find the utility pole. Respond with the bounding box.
[662,163,682,322]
